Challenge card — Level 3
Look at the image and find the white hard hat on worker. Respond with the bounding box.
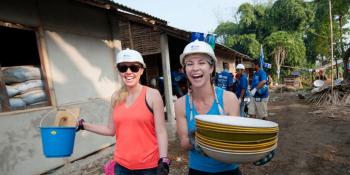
[236,64,245,70]
[116,48,146,68]
[179,40,217,66]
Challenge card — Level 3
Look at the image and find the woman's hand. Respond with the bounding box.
[76,119,85,131]
[156,157,171,175]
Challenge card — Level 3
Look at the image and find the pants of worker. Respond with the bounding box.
[240,101,248,117]
[248,97,269,119]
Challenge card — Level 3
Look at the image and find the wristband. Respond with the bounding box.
[160,157,171,165]
[78,119,85,130]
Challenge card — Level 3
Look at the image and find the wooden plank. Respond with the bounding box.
[128,21,134,49]
[0,65,11,112]
[36,27,57,107]
[54,108,80,127]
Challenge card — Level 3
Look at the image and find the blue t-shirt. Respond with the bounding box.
[235,74,249,98]
[216,70,234,90]
[251,69,268,98]
[185,87,239,173]
[171,71,186,88]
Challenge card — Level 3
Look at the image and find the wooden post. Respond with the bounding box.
[160,34,175,123]
[0,65,11,112]
[35,1,57,107]
[128,21,134,49]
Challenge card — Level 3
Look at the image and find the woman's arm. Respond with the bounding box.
[148,88,168,158]
[174,97,192,151]
[81,92,117,136]
[223,91,240,116]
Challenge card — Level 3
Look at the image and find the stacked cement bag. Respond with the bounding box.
[2,66,48,110]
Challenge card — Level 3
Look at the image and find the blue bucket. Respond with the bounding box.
[205,33,216,49]
[40,126,76,158]
[191,32,205,41]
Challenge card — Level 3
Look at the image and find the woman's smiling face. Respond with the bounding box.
[184,53,214,88]
[117,62,144,87]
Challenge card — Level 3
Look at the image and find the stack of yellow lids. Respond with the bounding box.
[195,115,279,163]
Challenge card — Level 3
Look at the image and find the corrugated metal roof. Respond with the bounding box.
[79,0,252,61]
[79,0,167,25]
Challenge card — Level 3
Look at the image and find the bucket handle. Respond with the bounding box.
[39,108,78,128]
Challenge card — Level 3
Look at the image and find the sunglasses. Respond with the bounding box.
[117,64,142,73]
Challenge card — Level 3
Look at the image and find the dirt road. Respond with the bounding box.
[169,92,350,175]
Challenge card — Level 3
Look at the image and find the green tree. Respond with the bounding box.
[226,34,261,59]
[268,0,314,32]
[265,31,306,81]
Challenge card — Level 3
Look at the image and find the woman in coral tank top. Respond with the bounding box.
[77,49,170,175]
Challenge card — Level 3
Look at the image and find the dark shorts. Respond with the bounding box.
[114,163,157,175]
[188,167,242,175]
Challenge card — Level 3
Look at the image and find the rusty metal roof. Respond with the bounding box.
[78,0,251,61]
[78,0,167,25]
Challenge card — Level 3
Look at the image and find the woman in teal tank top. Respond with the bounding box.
[174,40,242,175]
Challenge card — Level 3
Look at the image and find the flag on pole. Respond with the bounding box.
[259,45,264,70]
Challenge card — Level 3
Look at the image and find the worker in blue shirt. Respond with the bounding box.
[171,66,187,97]
[248,59,269,120]
[215,63,234,91]
[234,64,249,117]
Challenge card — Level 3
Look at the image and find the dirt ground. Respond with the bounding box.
[169,91,350,175]
[49,91,350,175]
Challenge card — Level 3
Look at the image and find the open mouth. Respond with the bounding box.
[191,74,203,80]
[124,76,135,81]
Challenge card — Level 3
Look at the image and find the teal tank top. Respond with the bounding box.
[185,87,239,173]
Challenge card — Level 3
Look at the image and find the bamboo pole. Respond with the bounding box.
[329,0,334,102]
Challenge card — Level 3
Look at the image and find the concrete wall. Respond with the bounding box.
[216,55,237,75]
[0,0,121,174]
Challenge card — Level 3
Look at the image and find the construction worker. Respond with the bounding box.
[77,49,170,175]
[234,64,249,117]
[248,59,269,120]
[175,40,274,175]
[215,62,234,91]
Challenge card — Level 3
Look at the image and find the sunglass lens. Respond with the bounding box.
[129,65,140,72]
[117,65,141,73]
[117,65,128,73]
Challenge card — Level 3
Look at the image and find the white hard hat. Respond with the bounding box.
[116,49,146,68]
[236,64,245,70]
[179,40,217,66]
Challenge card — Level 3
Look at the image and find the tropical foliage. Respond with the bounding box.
[215,0,350,80]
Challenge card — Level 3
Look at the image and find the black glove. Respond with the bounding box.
[76,119,85,132]
[254,150,275,166]
[156,157,170,175]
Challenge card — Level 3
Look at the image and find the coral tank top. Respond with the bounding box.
[113,86,159,169]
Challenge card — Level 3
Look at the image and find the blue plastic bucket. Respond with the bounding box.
[205,33,216,49]
[191,32,205,41]
[40,126,76,158]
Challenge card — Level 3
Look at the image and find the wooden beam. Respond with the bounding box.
[36,27,57,107]
[0,65,11,112]
[128,21,134,49]
[35,1,56,107]
[160,34,175,123]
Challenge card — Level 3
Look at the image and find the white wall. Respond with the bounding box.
[0,0,121,174]
[45,30,117,105]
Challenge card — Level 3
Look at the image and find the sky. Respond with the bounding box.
[114,0,261,34]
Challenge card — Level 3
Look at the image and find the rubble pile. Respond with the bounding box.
[307,83,350,106]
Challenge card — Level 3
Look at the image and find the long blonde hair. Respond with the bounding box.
[111,84,128,108]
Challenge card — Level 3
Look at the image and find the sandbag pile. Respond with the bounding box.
[2,66,48,110]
